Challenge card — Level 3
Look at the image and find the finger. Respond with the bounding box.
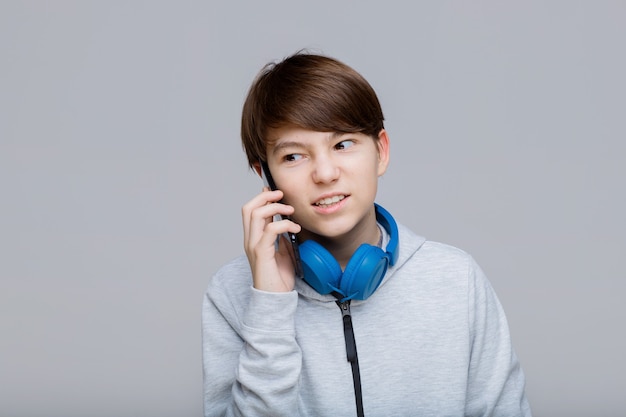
[253,219,301,263]
[242,190,284,243]
[242,189,283,222]
[246,202,295,246]
[249,202,295,227]
[252,216,300,252]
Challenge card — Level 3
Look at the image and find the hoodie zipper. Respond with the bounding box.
[337,299,364,417]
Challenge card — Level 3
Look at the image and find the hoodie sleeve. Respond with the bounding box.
[202,268,302,417]
[465,258,533,417]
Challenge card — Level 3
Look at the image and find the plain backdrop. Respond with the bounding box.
[1,1,625,416]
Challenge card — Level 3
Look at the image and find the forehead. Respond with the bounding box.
[267,124,341,140]
[267,126,343,150]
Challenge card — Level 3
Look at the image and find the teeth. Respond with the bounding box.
[315,195,345,206]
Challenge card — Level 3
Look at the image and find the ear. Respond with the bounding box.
[252,161,262,178]
[376,129,390,177]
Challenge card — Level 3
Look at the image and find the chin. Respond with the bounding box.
[301,220,356,241]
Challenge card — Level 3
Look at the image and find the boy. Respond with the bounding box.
[202,52,531,416]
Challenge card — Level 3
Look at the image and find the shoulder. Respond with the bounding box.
[390,223,487,295]
[396,222,475,269]
[419,240,474,267]
[212,254,251,279]
[206,255,252,302]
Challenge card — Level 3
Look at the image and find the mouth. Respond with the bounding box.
[313,194,347,208]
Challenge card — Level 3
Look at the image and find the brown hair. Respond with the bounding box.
[241,52,385,168]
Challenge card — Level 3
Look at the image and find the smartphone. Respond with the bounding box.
[260,161,303,278]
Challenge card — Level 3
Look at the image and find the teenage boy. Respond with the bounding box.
[203,52,531,417]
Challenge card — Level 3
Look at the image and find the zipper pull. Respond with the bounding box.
[338,299,351,318]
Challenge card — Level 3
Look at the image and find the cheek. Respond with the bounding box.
[354,155,382,181]
[274,175,303,205]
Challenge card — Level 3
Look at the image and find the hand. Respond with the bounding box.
[242,188,302,292]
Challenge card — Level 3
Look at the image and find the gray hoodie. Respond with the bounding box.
[202,222,531,416]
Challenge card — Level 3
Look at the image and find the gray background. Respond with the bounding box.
[1,1,624,416]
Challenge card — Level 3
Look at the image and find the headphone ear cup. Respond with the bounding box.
[299,240,343,295]
[341,245,389,300]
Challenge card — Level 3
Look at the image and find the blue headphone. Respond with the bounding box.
[299,204,399,301]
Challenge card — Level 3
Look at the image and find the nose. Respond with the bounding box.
[311,155,339,184]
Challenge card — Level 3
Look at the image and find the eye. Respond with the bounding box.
[335,140,355,150]
[283,153,303,163]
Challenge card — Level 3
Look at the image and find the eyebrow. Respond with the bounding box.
[270,132,345,156]
[270,140,304,156]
